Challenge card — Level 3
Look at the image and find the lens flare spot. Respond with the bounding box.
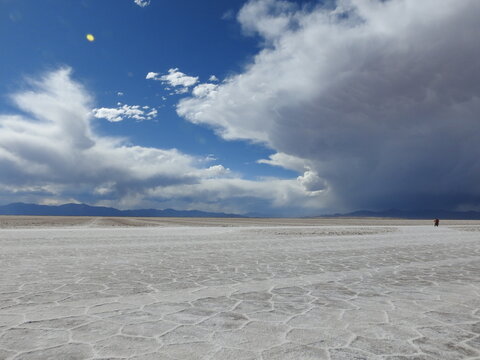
[86,34,95,42]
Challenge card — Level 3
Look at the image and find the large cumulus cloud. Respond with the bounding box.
[177,0,480,211]
[0,67,320,215]
[0,68,201,202]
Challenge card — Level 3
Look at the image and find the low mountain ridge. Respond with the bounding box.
[0,202,244,218]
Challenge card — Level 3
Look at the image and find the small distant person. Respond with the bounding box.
[434,218,439,227]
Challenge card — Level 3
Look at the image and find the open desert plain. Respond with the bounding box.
[0,217,480,360]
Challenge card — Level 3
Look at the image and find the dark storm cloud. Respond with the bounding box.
[178,0,480,211]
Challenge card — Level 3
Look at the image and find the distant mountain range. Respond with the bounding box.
[1,203,479,219]
[324,208,480,220]
[0,202,245,218]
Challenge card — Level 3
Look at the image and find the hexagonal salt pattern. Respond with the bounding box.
[0,224,479,359]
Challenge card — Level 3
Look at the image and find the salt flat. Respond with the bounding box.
[0,218,479,359]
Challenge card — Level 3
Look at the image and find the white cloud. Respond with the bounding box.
[177,0,480,212]
[257,152,307,172]
[192,83,218,98]
[146,72,158,80]
[204,165,231,178]
[146,68,199,95]
[237,0,297,41]
[146,108,157,117]
[92,103,157,122]
[173,87,189,95]
[0,67,323,215]
[134,0,150,7]
[297,170,326,193]
[160,68,198,87]
[117,91,124,96]
[209,75,219,82]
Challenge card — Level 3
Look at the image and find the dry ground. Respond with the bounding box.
[0,217,479,359]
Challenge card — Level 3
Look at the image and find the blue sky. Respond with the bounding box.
[1,0,479,215]
[0,0,299,178]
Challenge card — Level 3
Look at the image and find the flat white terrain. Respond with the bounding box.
[0,218,479,359]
